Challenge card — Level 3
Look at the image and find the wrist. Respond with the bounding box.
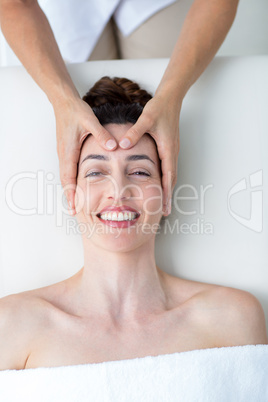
[51,83,81,113]
[155,81,183,112]
[156,53,197,104]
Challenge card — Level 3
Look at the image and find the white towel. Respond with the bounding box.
[0,345,268,402]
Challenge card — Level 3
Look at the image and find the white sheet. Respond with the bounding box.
[0,345,268,402]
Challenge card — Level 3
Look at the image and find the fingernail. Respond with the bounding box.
[119,138,131,149]
[106,139,117,150]
[68,200,76,215]
[165,198,171,215]
[168,198,172,214]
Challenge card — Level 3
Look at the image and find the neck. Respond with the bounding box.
[71,237,169,323]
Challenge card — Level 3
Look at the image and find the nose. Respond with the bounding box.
[106,174,139,202]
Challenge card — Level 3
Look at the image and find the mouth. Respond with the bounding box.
[96,210,140,228]
[97,211,140,221]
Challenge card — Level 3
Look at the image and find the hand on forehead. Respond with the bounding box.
[79,123,161,175]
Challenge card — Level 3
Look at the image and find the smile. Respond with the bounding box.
[98,211,138,221]
[96,211,140,228]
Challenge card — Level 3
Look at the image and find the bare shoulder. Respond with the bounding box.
[193,284,268,347]
[0,292,52,371]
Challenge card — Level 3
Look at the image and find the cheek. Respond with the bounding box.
[142,183,163,216]
[75,179,103,216]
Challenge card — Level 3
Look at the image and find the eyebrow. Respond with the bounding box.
[80,154,155,165]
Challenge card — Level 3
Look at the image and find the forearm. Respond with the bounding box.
[0,0,80,107]
[156,0,239,103]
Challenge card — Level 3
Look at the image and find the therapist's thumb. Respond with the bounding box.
[89,118,118,151]
[119,117,149,149]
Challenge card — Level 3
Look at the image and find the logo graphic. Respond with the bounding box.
[227,170,263,232]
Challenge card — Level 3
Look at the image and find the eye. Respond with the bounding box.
[84,170,151,179]
[85,171,104,178]
[130,171,150,177]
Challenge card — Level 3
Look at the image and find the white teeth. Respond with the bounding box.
[118,212,124,221]
[99,211,138,221]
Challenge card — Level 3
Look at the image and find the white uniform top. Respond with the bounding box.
[0,0,177,66]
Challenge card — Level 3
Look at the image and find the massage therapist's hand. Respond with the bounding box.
[118,93,180,216]
[54,98,117,214]
[115,0,240,217]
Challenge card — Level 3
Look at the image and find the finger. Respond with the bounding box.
[161,151,178,216]
[89,118,117,150]
[155,134,179,216]
[60,161,78,215]
[58,142,81,215]
[119,114,152,149]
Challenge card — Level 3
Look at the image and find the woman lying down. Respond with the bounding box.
[0,77,267,370]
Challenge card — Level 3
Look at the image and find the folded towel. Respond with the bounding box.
[0,345,268,402]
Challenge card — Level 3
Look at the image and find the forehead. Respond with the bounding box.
[80,123,159,162]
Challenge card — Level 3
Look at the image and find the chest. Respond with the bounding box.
[25,310,214,369]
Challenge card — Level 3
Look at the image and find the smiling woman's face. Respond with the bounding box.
[76,123,165,252]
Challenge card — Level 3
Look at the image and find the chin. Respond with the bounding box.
[91,229,155,253]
